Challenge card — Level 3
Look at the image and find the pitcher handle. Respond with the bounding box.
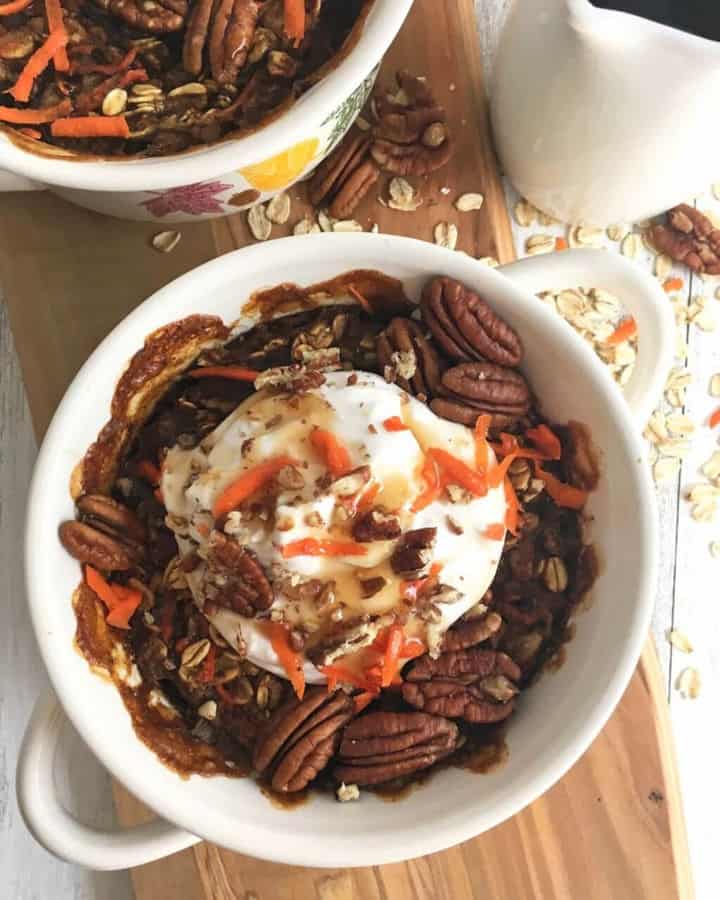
[498,248,674,424]
[16,689,201,871]
[0,169,44,191]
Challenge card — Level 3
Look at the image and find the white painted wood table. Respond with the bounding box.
[0,2,716,897]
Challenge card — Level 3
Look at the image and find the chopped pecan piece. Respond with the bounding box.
[308,127,379,219]
[183,0,259,81]
[333,711,459,786]
[77,494,146,543]
[59,520,140,571]
[421,277,523,367]
[650,204,720,275]
[390,527,437,576]
[402,648,521,723]
[201,531,273,616]
[429,397,525,432]
[376,317,443,398]
[352,507,401,542]
[93,0,188,33]
[253,687,354,792]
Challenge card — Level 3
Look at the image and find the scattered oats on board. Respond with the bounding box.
[653,458,679,484]
[712,182,720,202]
[514,198,537,227]
[293,217,314,235]
[676,667,701,699]
[247,204,272,241]
[434,222,458,250]
[388,177,422,211]
[525,233,555,255]
[710,373,720,397]
[606,223,629,242]
[665,413,695,436]
[691,304,717,332]
[477,256,498,267]
[370,223,379,234]
[667,629,694,654]
[318,209,335,232]
[455,192,484,212]
[151,230,181,253]
[265,191,291,224]
[710,541,720,558]
[621,232,642,259]
[537,210,559,227]
[701,451,720,481]
[568,224,604,248]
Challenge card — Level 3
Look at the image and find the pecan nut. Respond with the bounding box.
[201,531,273,615]
[376,317,443,398]
[650,204,720,275]
[333,711,459,786]
[370,71,452,177]
[352,507,401,543]
[429,398,524,432]
[402,648,521,723]
[439,362,531,416]
[308,127,380,219]
[76,494,146,543]
[59,520,139,571]
[440,611,502,652]
[421,277,523,366]
[183,0,259,82]
[253,687,354,792]
[390,527,437,577]
[93,0,188,33]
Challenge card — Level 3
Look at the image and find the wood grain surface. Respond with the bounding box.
[0,0,692,897]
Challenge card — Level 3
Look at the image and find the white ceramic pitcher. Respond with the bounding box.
[491,0,720,225]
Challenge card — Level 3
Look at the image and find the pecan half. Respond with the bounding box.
[253,687,354,791]
[421,277,523,367]
[93,0,188,33]
[352,507,401,543]
[440,611,502,652]
[376,317,442,398]
[59,520,139,571]
[76,494,146,543]
[402,648,521,723]
[390,527,437,577]
[429,398,523,432]
[308,127,379,219]
[210,0,260,84]
[439,362,531,416]
[650,204,720,275]
[333,711,459,786]
[370,71,452,177]
[201,531,273,615]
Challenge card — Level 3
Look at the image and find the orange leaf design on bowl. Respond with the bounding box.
[239,138,320,191]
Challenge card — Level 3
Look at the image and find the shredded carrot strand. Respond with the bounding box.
[709,407,720,429]
[213,456,296,518]
[555,237,568,251]
[188,365,259,381]
[534,463,588,510]
[85,565,120,611]
[0,0,32,14]
[281,537,367,558]
[382,416,409,432]
[525,424,562,460]
[411,454,442,512]
[400,562,442,603]
[267,623,305,699]
[70,47,137,76]
[504,477,520,536]
[474,413,492,472]
[483,523,506,540]
[356,481,380,511]
[487,452,520,488]
[348,284,372,314]
[353,691,376,713]
[0,99,72,124]
[283,0,306,42]
[51,115,130,139]
[309,427,352,477]
[663,277,683,293]
[8,29,68,102]
[428,448,488,496]
[106,590,141,629]
[605,316,637,346]
[381,624,404,687]
[45,0,70,72]
[319,664,376,692]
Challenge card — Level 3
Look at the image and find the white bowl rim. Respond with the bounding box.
[24,234,658,866]
[0,0,413,193]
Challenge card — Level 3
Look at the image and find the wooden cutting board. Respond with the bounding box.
[0,0,692,897]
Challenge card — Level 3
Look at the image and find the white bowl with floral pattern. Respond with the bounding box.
[0,1,412,222]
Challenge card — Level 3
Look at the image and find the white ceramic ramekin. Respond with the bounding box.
[0,0,412,221]
[18,236,673,870]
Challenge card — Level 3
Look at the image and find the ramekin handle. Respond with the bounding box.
[0,169,44,191]
[498,248,674,424]
[17,690,202,871]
